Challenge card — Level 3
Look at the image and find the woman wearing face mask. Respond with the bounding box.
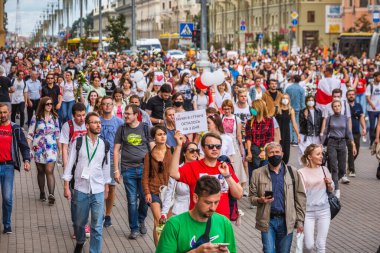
[245,99,274,184]
[174,73,194,111]
[299,96,323,156]
[160,142,199,220]
[299,144,334,253]
[323,99,356,199]
[275,94,301,164]
[172,92,186,113]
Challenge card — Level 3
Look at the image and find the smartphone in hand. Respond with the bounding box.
[265,191,273,199]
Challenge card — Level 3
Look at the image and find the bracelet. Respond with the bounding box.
[114,170,119,174]
[223,173,231,179]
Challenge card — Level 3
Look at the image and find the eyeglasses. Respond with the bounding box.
[101,103,113,106]
[205,144,222,150]
[222,107,231,111]
[124,112,135,116]
[89,121,101,125]
[46,77,54,79]
[45,103,53,106]
[187,148,200,154]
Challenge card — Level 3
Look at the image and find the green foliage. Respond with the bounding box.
[271,34,284,50]
[263,34,271,45]
[354,14,372,32]
[106,14,130,51]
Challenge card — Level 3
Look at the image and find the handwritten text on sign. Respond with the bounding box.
[175,109,208,135]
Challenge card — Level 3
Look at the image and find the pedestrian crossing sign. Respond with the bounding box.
[180,23,194,38]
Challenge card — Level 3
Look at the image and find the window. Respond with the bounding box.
[307,11,315,23]
[162,3,165,9]
[359,0,368,7]
[169,1,172,8]
[349,0,352,6]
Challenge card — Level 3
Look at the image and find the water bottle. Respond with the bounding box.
[362,135,367,143]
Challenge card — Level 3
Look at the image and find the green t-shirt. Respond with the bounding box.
[156,212,236,253]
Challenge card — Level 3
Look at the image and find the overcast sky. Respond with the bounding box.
[6,0,95,37]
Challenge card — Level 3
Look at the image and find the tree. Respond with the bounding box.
[106,14,130,51]
[354,14,372,32]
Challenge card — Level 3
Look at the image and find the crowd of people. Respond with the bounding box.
[0,46,377,253]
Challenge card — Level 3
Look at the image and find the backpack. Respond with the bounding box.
[69,136,110,189]
[11,78,27,92]
[67,120,75,142]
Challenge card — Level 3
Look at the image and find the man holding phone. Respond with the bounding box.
[249,142,306,253]
[156,176,236,253]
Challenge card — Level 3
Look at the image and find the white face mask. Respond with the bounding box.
[282,98,289,105]
[307,101,315,107]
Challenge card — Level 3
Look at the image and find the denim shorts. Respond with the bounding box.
[149,193,162,207]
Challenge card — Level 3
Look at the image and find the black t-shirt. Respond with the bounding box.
[0,76,12,102]
[42,84,61,106]
[103,79,116,96]
[145,95,172,121]
[269,90,278,101]
[65,67,79,79]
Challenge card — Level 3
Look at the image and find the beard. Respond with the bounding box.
[89,127,100,135]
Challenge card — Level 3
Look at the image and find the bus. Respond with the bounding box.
[338,32,380,58]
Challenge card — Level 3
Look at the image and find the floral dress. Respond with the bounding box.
[27,115,60,164]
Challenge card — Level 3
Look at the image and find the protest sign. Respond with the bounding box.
[175,109,207,135]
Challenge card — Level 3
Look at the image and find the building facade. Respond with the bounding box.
[0,0,6,47]
[115,0,200,39]
[92,1,119,37]
[209,0,342,50]
[342,0,378,32]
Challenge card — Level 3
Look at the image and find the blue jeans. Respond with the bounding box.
[70,188,76,225]
[61,100,75,123]
[290,110,300,143]
[356,94,367,116]
[122,167,148,233]
[261,216,293,253]
[368,111,380,144]
[0,165,14,229]
[73,190,104,253]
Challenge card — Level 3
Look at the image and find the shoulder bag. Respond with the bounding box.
[322,166,341,220]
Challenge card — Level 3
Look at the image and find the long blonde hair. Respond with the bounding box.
[277,93,294,115]
[251,99,268,124]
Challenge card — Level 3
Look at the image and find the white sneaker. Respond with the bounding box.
[249,204,256,209]
[243,190,248,197]
[334,189,341,199]
[348,172,356,177]
[341,176,350,184]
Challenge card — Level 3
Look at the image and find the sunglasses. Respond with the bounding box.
[187,148,200,154]
[205,144,222,150]
[45,103,53,106]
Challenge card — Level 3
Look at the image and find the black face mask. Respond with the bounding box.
[173,101,184,107]
[268,155,282,167]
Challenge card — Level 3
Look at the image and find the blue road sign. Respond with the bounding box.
[179,23,194,37]
[291,19,298,25]
[59,31,65,38]
[240,25,246,31]
[258,33,264,39]
[374,11,380,23]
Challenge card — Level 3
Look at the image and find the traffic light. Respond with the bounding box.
[192,29,201,49]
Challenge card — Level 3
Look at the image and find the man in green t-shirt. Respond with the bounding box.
[156,176,236,253]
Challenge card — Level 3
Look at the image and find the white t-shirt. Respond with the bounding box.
[215,91,231,108]
[366,83,380,112]
[222,115,241,138]
[11,79,28,104]
[59,120,87,148]
[61,81,78,102]
[192,94,209,110]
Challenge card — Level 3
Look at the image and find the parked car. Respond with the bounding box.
[167,50,186,60]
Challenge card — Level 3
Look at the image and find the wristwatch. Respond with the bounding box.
[223,174,231,179]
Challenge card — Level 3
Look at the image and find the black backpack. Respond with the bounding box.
[69,136,110,189]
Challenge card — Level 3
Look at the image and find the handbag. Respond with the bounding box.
[321,166,341,220]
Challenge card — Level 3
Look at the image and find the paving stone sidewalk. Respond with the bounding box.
[0,147,379,252]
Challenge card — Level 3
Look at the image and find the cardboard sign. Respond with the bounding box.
[175,109,207,135]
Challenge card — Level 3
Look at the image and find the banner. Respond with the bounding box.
[175,110,207,135]
[325,5,342,34]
